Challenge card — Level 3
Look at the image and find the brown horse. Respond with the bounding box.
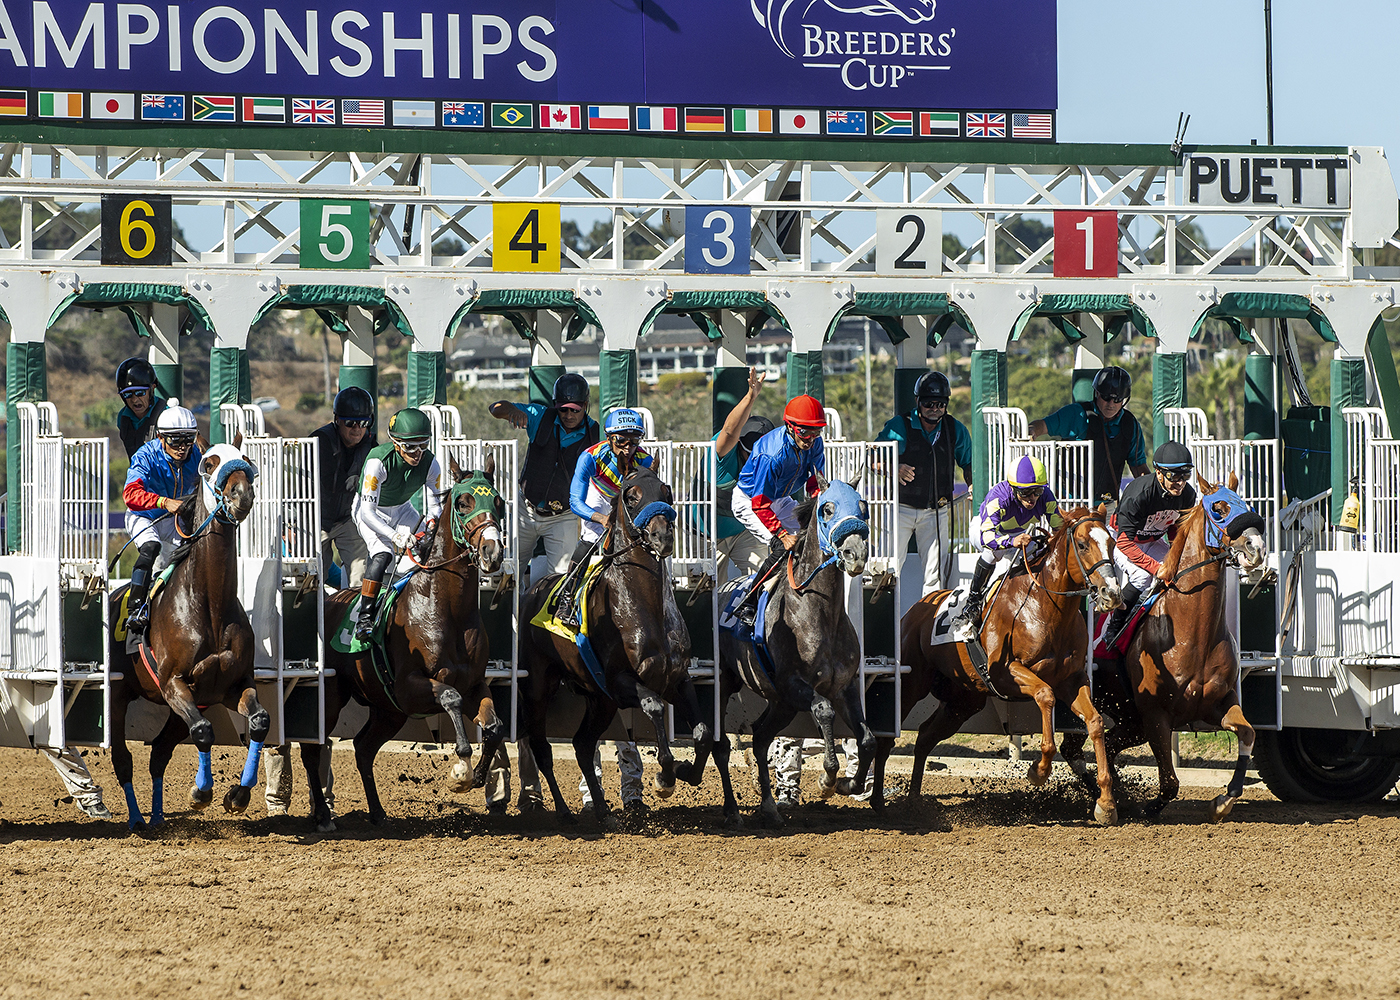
[1061,473,1268,821]
[871,506,1124,824]
[308,456,506,830]
[519,464,714,823]
[109,443,264,830]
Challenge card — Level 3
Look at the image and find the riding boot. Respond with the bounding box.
[734,537,787,628]
[951,558,996,639]
[124,541,162,636]
[1102,582,1143,652]
[355,552,392,641]
[555,537,597,628]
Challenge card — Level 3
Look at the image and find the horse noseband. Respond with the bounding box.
[632,500,678,528]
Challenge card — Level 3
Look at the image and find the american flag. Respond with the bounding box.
[292,99,335,125]
[341,99,384,126]
[966,113,1006,138]
[1012,113,1053,139]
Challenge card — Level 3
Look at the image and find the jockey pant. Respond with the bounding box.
[124,511,182,572]
[352,495,421,558]
[363,550,393,588]
[1113,535,1170,591]
[579,741,644,807]
[321,517,368,590]
[731,485,800,545]
[975,544,1018,568]
[895,504,954,597]
[518,507,579,588]
[578,481,615,544]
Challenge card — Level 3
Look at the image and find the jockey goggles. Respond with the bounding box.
[1158,466,1193,483]
[162,432,196,448]
[1013,485,1043,502]
[788,422,821,439]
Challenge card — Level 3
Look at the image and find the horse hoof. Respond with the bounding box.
[189,786,214,811]
[1209,794,1237,823]
[316,819,337,834]
[1094,802,1119,827]
[149,812,165,828]
[674,761,694,784]
[449,760,475,793]
[127,819,147,833]
[223,785,252,815]
[556,811,577,827]
[758,800,785,828]
[835,777,859,797]
[1026,763,1050,787]
[369,811,388,827]
[653,775,676,800]
[817,776,838,800]
[723,810,744,829]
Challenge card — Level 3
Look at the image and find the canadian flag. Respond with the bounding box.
[540,104,581,130]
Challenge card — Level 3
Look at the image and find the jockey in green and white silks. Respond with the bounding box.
[352,407,443,640]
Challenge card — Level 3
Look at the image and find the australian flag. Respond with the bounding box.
[442,101,485,127]
[141,94,185,121]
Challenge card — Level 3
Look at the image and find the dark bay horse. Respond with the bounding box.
[715,477,873,827]
[109,443,265,830]
[310,456,506,830]
[519,464,714,823]
[872,506,1124,823]
[1062,474,1268,821]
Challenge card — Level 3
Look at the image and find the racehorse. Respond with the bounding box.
[714,476,873,827]
[519,464,714,823]
[310,456,507,830]
[1061,473,1268,822]
[869,506,1124,823]
[109,443,265,830]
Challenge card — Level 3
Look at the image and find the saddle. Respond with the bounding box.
[530,558,611,696]
[718,576,777,687]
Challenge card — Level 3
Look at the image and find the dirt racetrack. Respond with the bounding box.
[3,740,1400,1000]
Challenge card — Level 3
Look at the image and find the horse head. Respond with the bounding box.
[811,475,870,577]
[1199,471,1268,578]
[199,443,257,523]
[1066,504,1123,612]
[447,454,504,573]
[618,465,677,560]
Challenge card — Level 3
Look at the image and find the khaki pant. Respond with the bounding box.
[894,503,954,597]
[265,743,334,815]
[717,531,766,583]
[518,506,579,588]
[322,517,369,590]
[484,739,543,809]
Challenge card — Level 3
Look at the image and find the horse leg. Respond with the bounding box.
[573,698,618,824]
[833,680,877,803]
[871,736,894,813]
[1010,665,1058,786]
[1141,709,1180,818]
[809,695,842,800]
[302,741,335,833]
[1207,702,1256,823]
[671,677,715,788]
[1067,682,1118,826]
[613,670,676,800]
[223,682,270,816]
[147,713,189,826]
[110,686,147,831]
[751,702,800,827]
[713,665,742,826]
[353,709,407,826]
[469,684,507,794]
[524,670,574,822]
[428,680,476,793]
[909,690,984,802]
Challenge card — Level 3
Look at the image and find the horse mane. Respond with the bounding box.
[1158,503,1203,581]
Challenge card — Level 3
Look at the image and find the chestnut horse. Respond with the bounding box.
[871,506,1124,824]
[109,443,265,830]
[1061,473,1268,821]
[308,456,507,830]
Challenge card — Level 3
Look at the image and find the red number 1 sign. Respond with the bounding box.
[1054,210,1118,277]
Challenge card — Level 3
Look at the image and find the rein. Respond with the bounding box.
[1025,519,1112,600]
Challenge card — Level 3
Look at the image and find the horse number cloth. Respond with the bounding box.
[529,558,611,695]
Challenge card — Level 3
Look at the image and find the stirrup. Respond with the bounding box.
[125,602,150,634]
[950,600,981,640]
[354,602,378,641]
[555,595,581,629]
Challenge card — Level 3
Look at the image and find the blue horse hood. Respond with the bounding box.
[815,480,869,553]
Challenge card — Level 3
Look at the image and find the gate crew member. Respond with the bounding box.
[122,398,203,637]
[1101,441,1198,645]
[713,367,771,581]
[876,371,973,597]
[115,357,169,459]
[352,407,442,641]
[1028,366,1148,503]
[489,373,600,588]
[951,455,1064,640]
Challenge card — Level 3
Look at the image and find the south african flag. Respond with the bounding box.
[873,111,913,136]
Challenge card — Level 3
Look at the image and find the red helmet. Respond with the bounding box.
[783,394,827,428]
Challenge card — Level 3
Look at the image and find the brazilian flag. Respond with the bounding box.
[492,103,534,129]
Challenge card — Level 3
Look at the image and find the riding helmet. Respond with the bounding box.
[388,407,432,442]
[155,397,197,433]
[782,394,827,428]
[739,415,775,452]
[604,407,646,436]
[1153,440,1194,470]
[333,386,374,422]
[1007,454,1049,488]
[914,370,951,402]
[1092,366,1132,402]
[552,372,590,408]
[116,357,157,394]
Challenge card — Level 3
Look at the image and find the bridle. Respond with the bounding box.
[409,481,502,571]
[604,494,678,564]
[1022,515,1114,601]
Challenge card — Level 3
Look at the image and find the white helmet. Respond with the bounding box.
[156,397,198,434]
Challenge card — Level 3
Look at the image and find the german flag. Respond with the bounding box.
[0,91,26,117]
[684,107,725,133]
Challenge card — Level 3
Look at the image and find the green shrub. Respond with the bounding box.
[297,392,325,413]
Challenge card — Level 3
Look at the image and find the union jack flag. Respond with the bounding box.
[966,113,1006,138]
[292,98,335,125]
[143,94,166,108]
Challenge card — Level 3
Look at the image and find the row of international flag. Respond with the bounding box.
[0,90,1054,140]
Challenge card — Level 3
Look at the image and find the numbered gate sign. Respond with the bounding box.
[875,208,942,274]
[300,200,370,269]
[493,202,561,272]
[1053,210,1119,278]
[101,194,172,265]
[685,206,751,275]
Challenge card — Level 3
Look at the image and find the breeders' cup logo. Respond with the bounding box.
[751,0,954,91]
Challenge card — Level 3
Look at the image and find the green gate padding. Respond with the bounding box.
[208,347,251,444]
[785,350,824,403]
[1192,292,1337,345]
[471,289,601,341]
[657,291,783,343]
[970,349,1007,507]
[529,365,566,406]
[338,364,379,439]
[1151,352,1186,451]
[1368,318,1400,438]
[1011,294,1156,345]
[599,349,638,418]
[712,365,750,434]
[5,340,47,553]
[46,283,215,341]
[1331,357,1368,524]
[893,367,923,415]
[252,285,414,340]
[1281,405,1330,503]
[406,351,446,407]
[1243,354,1276,440]
[151,362,182,400]
[845,291,949,345]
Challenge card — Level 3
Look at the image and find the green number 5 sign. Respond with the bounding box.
[300,200,370,269]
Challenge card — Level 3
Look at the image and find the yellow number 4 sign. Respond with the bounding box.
[493,202,561,272]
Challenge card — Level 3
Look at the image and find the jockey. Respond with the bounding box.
[553,407,655,627]
[352,407,443,641]
[121,398,202,635]
[115,356,169,460]
[729,394,828,622]
[951,455,1064,639]
[1102,440,1199,644]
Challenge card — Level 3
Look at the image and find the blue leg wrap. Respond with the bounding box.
[196,750,214,793]
[240,741,265,788]
[150,780,164,824]
[121,782,145,828]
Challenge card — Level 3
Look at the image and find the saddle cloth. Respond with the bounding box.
[915,574,1007,649]
[115,564,177,654]
[529,558,611,695]
[1092,589,1164,660]
[718,575,777,688]
[329,573,414,655]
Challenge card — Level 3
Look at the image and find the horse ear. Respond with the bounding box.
[847,463,864,490]
[483,452,496,483]
[1097,502,1108,519]
[231,431,242,451]
[814,472,830,492]
[449,454,464,482]
[1195,473,1211,493]
[200,453,222,478]
[662,482,673,505]
[1227,470,1239,492]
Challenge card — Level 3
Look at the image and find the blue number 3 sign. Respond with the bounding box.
[685,206,751,274]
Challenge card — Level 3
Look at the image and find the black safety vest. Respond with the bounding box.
[1083,402,1139,503]
[520,408,599,514]
[898,414,956,510]
[312,422,373,527]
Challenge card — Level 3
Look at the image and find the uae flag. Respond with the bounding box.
[778,109,819,135]
[684,107,725,133]
[635,106,676,132]
[919,111,959,137]
[91,93,135,120]
[243,97,285,123]
[540,103,581,130]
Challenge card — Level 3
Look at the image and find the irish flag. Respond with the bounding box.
[731,109,772,134]
[38,92,82,118]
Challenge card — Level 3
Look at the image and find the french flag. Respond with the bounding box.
[635,105,677,132]
[588,105,630,131]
